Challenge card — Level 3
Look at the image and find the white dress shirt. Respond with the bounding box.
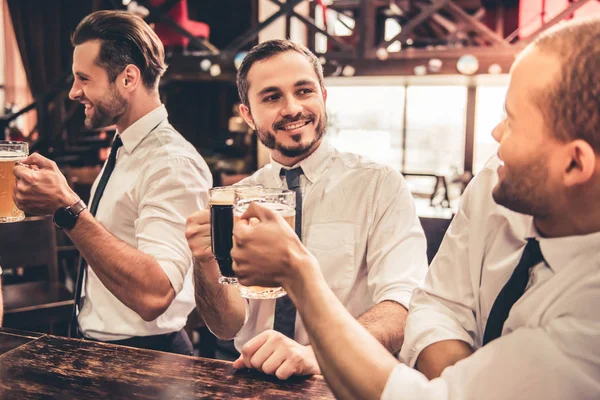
[234,140,428,350]
[381,156,600,400]
[79,105,212,341]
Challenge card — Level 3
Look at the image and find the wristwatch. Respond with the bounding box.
[53,199,87,230]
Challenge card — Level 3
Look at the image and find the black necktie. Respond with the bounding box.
[70,135,123,337]
[273,167,303,339]
[482,238,544,345]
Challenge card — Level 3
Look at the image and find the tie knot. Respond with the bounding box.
[281,167,303,189]
[112,135,123,151]
[521,238,544,271]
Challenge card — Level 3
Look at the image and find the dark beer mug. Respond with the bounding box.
[209,186,261,285]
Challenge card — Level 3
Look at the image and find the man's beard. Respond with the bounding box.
[492,156,552,218]
[85,85,127,130]
[256,112,328,158]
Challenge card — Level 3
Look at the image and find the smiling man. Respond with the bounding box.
[228,19,600,400]
[186,39,428,379]
[12,11,211,354]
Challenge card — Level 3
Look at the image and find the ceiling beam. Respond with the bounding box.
[445,1,511,47]
[379,0,451,49]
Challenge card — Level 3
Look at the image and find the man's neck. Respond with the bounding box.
[272,140,323,167]
[535,207,600,238]
[116,94,162,133]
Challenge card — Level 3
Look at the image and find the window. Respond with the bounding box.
[326,85,405,168]
[326,77,507,177]
[474,86,507,173]
[404,86,467,174]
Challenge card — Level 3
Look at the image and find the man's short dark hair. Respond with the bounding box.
[71,10,167,90]
[532,18,600,152]
[236,39,325,107]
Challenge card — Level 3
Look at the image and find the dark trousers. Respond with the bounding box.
[86,329,194,356]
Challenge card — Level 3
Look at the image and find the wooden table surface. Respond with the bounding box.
[0,328,334,399]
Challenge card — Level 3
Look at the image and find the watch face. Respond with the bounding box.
[53,207,77,230]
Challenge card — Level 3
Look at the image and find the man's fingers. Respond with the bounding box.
[232,356,245,369]
[12,163,36,182]
[261,349,288,375]
[240,331,270,368]
[275,359,298,380]
[232,219,252,247]
[248,340,276,371]
[186,210,210,225]
[185,222,210,242]
[241,202,278,222]
[21,153,55,169]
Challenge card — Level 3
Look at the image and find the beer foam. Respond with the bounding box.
[0,151,26,161]
[235,201,295,217]
[210,189,235,205]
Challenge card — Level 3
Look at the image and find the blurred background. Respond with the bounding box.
[1,0,599,342]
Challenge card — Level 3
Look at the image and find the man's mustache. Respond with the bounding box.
[273,114,315,130]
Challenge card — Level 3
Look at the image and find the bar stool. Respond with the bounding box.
[0,216,73,334]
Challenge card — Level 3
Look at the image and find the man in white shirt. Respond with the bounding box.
[228,18,600,399]
[13,11,211,355]
[186,40,428,379]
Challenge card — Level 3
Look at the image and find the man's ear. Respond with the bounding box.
[563,139,596,187]
[121,64,142,92]
[239,103,256,130]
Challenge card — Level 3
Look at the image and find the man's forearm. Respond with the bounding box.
[358,300,408,354]
[193,259,246,339]
[415,339,474,379]
[67,211,175,321]
[286,263,398,400]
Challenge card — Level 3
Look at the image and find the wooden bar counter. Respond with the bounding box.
[0,328,334,399]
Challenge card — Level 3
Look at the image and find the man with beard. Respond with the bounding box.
[186,39,428,379]
[228,19,600,399]
[12,11,211,355]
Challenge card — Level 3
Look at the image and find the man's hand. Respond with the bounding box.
[13,153,79,215]
[185,209,215,263]
[233,330,321,380]
[231,202,316,289]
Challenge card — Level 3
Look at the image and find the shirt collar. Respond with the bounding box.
[269,140,335,184]
[525,219,600,273]
[119,105,168,154]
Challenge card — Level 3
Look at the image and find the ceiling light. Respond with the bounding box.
[456,54,479,75]
[200,59,212,71]
[210,64,221,77]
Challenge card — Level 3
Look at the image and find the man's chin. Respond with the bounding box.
[277,145,312,158]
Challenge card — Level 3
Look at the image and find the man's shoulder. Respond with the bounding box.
[330,150,406,191]
[141,124,208,168]
[238,164,274,186]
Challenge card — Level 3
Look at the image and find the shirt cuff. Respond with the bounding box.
[400,322,474,367]
[376,291,413,311]
[381,364,449,400]
[157,260,186,293]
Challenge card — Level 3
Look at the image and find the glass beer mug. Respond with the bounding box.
[233,187,296,300]
[209,185,262,285]
[0,141,28,223]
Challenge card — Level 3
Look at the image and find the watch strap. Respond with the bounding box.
[68,199,87,216]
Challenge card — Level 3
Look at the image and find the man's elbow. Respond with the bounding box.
[138,291,175,322]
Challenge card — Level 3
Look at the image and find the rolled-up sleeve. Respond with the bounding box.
[383,312,600,400]
[399,175,480,367]
[135,155,211,293]
[366,169,428,309]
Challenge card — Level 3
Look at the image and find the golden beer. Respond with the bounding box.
[233,188,296,300]
[0,141,28,223]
